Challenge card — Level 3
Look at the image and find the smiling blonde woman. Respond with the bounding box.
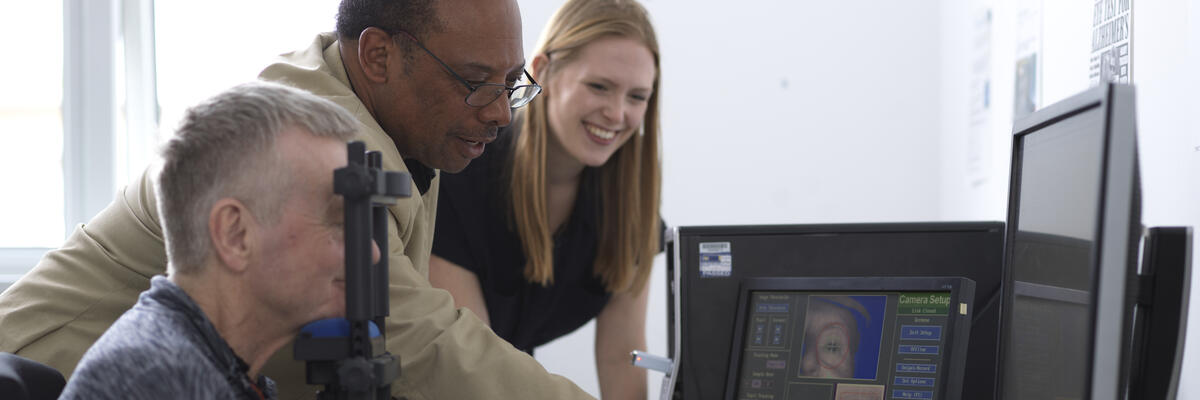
[429,0,663,397]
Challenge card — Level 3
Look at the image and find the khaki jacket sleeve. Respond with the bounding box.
[377,176,593,400]
[382,241,592,400]
[0,170,165,377]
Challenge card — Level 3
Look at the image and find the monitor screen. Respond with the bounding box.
[726,277,974,400]
[999,83,1140,400]
[1002,103,1104,400]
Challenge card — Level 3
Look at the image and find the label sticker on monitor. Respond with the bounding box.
[699,241,732,278]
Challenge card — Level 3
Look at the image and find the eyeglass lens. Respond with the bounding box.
[464,84,541,109]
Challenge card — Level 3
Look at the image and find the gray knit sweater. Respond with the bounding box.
[59,276,277,399]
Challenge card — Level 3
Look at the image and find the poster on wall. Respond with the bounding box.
[967,7,993,186]
[1013,0,1042,120]
[1090,0,1132,85]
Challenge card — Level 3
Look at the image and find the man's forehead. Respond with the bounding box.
[310,157,343,215]
[456,61,526,78]
[435,0,521,28]
[278,132,343,192]
[427,0,524,71]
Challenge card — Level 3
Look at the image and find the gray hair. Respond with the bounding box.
[158,81,359,275]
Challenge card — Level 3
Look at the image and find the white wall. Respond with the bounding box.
[521,1,946,397]
[940,0,1200,398]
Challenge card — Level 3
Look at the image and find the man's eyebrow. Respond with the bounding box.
[457,62,527,80]
[506,65,527,81]
[456,62,496,76]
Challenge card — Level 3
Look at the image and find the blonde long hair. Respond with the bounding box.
[509,0,661,293]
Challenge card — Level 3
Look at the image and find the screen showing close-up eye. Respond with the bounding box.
[733,290,955,400]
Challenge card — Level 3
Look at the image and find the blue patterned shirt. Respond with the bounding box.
[60,276,276,399]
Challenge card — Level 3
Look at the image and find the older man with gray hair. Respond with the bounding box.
[59,82,378,400]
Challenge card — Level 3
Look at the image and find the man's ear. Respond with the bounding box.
[530,53,551,95]
[208,198,255,274]
[358,27,397,84]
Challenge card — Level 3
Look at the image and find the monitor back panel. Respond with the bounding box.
[669,222,1004,400]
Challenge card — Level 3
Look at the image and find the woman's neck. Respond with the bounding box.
[545,132,585,187]
[544,132,585,232]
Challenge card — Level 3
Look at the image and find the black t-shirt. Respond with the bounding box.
[433,128,611,354]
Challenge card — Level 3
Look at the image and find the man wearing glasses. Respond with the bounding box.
[0,0,593,399]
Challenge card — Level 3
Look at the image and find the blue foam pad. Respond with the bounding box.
[300,318,381,338]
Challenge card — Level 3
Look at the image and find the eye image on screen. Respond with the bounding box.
[799,295,886,380]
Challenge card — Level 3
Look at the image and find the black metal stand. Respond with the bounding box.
[294,141,410,400]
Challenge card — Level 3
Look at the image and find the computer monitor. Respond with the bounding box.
[666,222,1005,399]
[724,277,975,400]
[1128,226,1192,400]
[996,83,1141,399]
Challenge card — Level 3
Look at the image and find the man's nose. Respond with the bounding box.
[371,241,382,265]
[480,96,513,127]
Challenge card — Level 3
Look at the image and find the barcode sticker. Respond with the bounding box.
[699,241,732,278]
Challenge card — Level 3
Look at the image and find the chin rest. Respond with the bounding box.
[301,318,382,338]
[295,318,387,361]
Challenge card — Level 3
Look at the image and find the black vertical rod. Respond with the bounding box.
[367,151,389,330]
[343,142,372,337]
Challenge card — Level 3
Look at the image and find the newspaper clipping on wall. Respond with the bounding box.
[1090,0,1132,85]
[1013,0,1042,121]
[967,7,992,186]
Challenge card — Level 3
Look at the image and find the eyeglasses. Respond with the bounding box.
[397,31,542,109]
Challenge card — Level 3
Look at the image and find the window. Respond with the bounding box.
[1,0,344,287]
[0,0,350,244]
[0,1,66,287]
[0,2,66,249]
[154,0,341,142]
[0,0,155,285]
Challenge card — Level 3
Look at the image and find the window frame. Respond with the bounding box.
[0,0,158,290]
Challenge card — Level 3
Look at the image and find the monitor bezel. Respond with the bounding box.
[723,276,975,400]
[997,83,1140,399]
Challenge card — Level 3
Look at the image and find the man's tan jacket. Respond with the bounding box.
[0,33,591,400]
